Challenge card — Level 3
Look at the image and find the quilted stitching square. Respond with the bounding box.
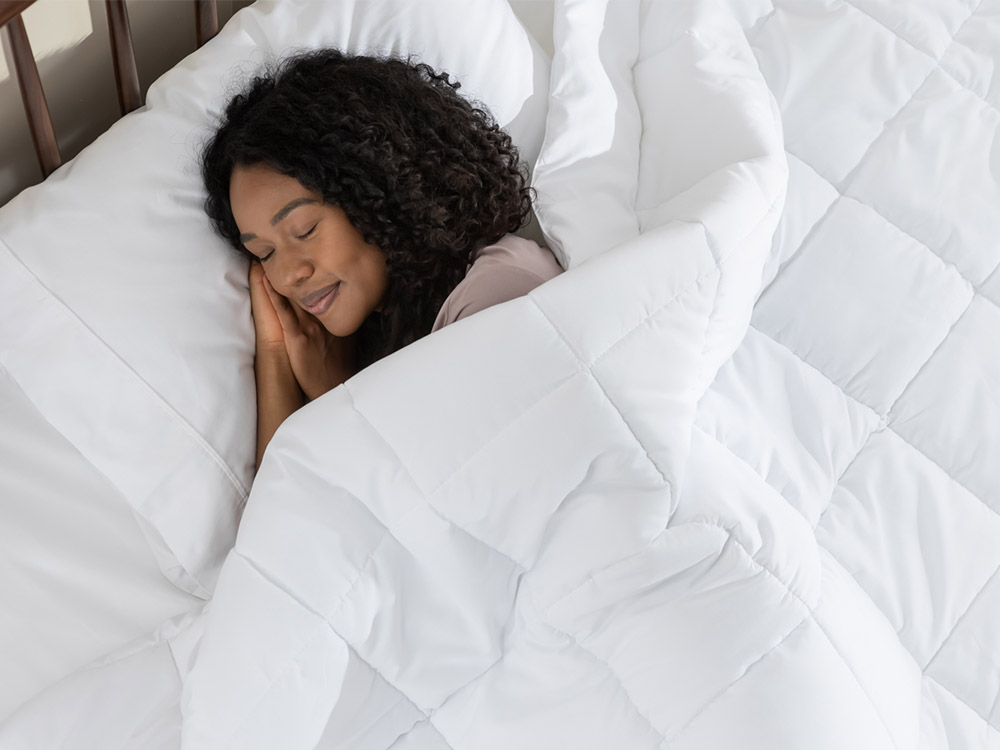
[847,70,1000,285]
[817,429,1000,666]
[891,295,1000,513]
[844,0,978,58]
[925,565,1000,726]
[697,327,879,526]
[751,197,972,413]
[762,154,840,289]
[751,0,936,184]
[941,0,1000,108]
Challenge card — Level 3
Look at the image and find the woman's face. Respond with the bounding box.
[229,163,388,337]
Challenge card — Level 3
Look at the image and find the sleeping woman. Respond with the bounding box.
[200,50,562,469]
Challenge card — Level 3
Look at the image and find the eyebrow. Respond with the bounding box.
[238,197,319,243]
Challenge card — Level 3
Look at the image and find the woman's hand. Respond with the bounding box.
[249,262,303,469]
[248,262,286,351]
[253,264,356,401]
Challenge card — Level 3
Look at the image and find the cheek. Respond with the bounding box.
[364,250,389,297]
[261,266,290,298]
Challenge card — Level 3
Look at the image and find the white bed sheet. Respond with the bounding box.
[0,365,199,721]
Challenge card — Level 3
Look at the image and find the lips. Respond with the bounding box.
[300,282,340,316]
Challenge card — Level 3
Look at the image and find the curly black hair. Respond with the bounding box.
[201,48,533,366]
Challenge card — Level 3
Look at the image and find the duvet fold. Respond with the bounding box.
[181,1,801,747]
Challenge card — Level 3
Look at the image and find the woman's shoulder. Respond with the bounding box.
[431,235,564,332]
[470,234,564,277]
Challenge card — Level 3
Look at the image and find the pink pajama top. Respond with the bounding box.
[431,234,564,332]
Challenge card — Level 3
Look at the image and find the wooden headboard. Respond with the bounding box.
[0,0,220,179]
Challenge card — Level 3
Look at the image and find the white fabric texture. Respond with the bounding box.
[0,0,551,598]
[180,2,788,746]
[3,0,999,748]
[0,365,199,721]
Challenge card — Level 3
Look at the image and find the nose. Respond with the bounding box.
[275,245,314,289]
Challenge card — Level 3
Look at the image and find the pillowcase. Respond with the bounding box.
[0,0,551,597]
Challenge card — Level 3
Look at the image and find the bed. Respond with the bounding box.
[0,0,997,748]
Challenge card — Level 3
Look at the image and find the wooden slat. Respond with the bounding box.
[0,0,36,29]
[5,15,61,178]
[195,0,219,48]
[105,0,141,115]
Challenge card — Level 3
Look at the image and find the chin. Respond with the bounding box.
[321,316,360,338]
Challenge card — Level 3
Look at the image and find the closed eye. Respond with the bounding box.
[296,223,318,241]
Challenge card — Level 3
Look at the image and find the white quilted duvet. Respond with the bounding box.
[3,0,998,748]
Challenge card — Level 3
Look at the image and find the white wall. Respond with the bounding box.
[0,0,249,205]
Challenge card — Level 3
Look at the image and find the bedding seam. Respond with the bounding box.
[541,179,786,376]
[527,296,670,487]
[751,202,971,414]
[691,401,879,531]
[342,385,548,573]
[584,186,787,376]
[232,533,390,631]
[585,371,670,488]
[753,185,837,302]
[981,263,1000,301]
[534,183,787,489]
[837,0,943,60]
[234,546,519,746]
[694,415,993,736]
[923,558,1000,673]
[424,369,583,499]
[522,582,668,744]
[682,518,903,748]
[763,3,995,291]
[815,448,1000,700]
[204,554,376,749]
[391,718,457,750]
[781,144,994,294]
[757,41,938,232]
[666,616,812,744]
[0,237,250,503]
[536,514,897,748]
[883,296,972,417]
[536,518,809,743]
[812,425,879,530]
[747,318,881,409]
[811,296,973,527]
[837,0,997,119]
[924,673,1000,732]
[838,68,938,198]
[887,423,1000,522]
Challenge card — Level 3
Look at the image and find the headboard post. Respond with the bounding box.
[2,0,220,185]
[195,0,220,48]
[105,0,142,115]
[4,14,61,178]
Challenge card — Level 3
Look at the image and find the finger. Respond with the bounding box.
[247,264,271,317]
[248,262,266,298]
[262,274,301,337]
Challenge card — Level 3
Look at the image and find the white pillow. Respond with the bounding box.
[0,0,551,597]
[530,0,643,269]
